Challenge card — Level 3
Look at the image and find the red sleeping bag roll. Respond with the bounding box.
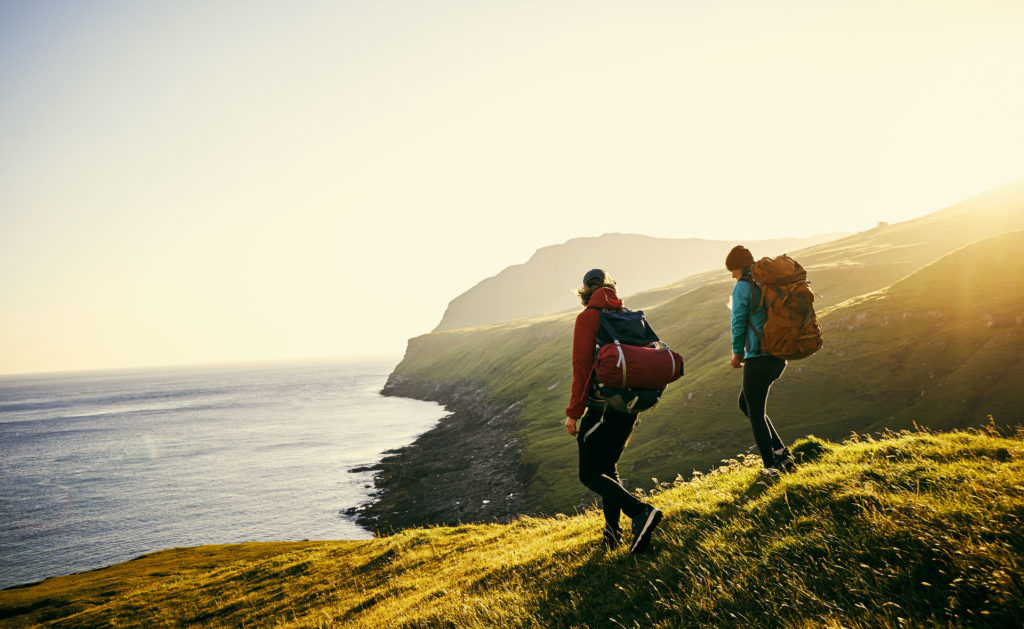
[595,341,684,389]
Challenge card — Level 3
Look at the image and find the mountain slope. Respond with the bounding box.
[3,430,1023,628]
[434,233,845,331]
[371,180,1024,528]
[629,178,1024,313]
[624,228,1024,498]
[791,227,1024,431]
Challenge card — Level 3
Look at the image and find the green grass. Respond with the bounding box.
[3,428,1024,627]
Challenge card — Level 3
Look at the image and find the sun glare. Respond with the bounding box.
[1,1,1023,374]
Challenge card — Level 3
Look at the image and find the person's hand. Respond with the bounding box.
[565,416,578,436]
[730,353,744,369]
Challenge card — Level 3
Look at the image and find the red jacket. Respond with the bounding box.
[565,287,624,419]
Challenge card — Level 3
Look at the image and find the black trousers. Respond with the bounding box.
[577,405,645,531]
[738,355,789,467]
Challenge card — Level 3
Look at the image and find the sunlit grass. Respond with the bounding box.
[3,426,1023,627]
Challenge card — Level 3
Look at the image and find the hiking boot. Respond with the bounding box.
[776,454,797,473]
[761,466,782,478]
[774,448,797,473]
[602,523,623,550]
[629,505,663,554]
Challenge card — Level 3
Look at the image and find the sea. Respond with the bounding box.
[0,357,445,590]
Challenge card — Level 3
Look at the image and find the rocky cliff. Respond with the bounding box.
[350,374,526,533]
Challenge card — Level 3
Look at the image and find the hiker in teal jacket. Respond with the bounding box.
[726,245,796,475]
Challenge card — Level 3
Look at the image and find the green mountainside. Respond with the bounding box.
[379,180,1024,521]
[631,178,1024,312]
[3,429,1023,628]
[435,233,845,331]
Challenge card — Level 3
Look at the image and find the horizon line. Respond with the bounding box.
[0,352,405,380]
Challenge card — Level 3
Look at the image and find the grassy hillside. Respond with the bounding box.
[628,228,1024,496]
[435,233,844,331]
[386,180,1024,516]
[630,178,1024,313]
[3,429,1023,628]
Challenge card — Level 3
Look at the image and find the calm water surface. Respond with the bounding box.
[0,358,444,589]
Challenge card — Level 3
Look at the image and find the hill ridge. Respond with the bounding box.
[434,232,847,331]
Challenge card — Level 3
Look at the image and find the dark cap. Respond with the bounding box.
[582,268,606,286]
[725,246,754,271]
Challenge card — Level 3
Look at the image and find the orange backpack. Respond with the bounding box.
[749,255,823,360]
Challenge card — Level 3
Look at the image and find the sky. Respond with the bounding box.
[2,0,1024,375]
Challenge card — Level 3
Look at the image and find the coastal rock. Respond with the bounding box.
[351,375,526,533]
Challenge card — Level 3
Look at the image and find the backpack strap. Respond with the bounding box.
[596,310,620,343]
[594,310,629,385]
[739,276,764,307]
[585,307,611,390]
[748,321,764,344]
[740,277,765,344]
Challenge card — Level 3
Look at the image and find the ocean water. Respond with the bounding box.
[0,358,444,589]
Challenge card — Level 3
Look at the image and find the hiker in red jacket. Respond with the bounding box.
[565,269,662,553]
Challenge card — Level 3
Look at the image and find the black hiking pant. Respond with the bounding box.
[577,405,646,533]
[738,355,789,468]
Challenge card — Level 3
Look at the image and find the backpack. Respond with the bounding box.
[588,307,684,413]
[748,254,823,360]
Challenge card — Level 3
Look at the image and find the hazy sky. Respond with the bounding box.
[2,0,1023,375]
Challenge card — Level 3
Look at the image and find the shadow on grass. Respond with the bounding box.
[790,435,831,464]
[525,472,786,628]
[524,457,1024,629]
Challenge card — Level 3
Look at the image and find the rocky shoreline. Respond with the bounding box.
[347,374,527,534]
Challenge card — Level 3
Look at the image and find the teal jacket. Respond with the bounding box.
[731,275,768,359]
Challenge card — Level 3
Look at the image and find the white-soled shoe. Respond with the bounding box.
[630,505,663,554]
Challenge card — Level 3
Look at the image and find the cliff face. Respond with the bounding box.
[350,374,526,533]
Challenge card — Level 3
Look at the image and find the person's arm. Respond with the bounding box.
[565,309,599,425]
[730,281,750,368]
